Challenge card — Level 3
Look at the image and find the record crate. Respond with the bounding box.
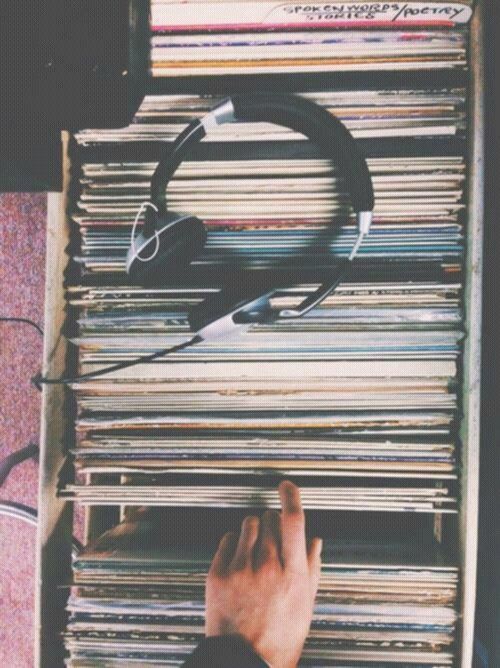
[35,1,484,665]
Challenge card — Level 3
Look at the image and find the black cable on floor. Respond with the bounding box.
[0,317,43,337]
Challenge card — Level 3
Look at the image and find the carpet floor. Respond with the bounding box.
[1,193,47,667]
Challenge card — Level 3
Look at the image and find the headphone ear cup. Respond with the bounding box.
[127,213,207,285]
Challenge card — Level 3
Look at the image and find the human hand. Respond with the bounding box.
[205,481,322,668]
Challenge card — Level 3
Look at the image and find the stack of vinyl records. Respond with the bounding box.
[63,1,474,665]
[64,273,462,510]
[65,513,458,666]
[148,0,472,76]
[74,150,465,274]
[75,88,467,143]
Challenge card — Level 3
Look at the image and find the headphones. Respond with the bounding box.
[34,93,374,387]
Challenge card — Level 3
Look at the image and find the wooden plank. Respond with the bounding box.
[458,1,484,664]
[34,132,74,668]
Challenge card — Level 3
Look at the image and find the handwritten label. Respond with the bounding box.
[267,2,472,23]
[151,1,473,30]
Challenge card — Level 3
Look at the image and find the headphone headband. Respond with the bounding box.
[145,93,374,237]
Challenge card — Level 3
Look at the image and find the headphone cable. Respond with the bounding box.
[31,228,367,390]
[0,316,44,337]
[32,334,202,390]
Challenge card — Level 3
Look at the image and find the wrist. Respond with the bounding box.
[203,634,271,667]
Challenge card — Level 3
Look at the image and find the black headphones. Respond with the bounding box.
[35,93,374,387]
[127,93,374,338]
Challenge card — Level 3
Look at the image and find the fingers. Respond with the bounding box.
[209,531,238,577]
[124,506,148,523]
[279,480,308,572]
[231,515,260,570]
[307,537,323,572]
[307,537,323,597]
[211,483,319,580]
[255,509,281,568]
